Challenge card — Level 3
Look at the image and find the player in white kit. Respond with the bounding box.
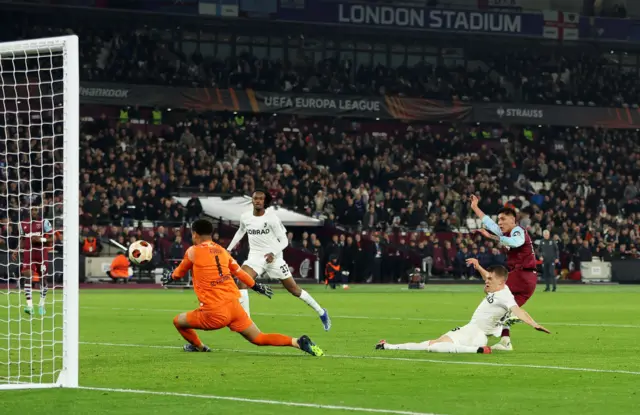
[227,190,331,331]
[376,259,549,354]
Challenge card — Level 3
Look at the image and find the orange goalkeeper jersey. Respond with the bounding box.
[172,240,255,309]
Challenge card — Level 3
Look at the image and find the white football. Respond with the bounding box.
[128,240,153,265]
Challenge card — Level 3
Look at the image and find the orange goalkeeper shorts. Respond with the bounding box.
[185,300,253,332]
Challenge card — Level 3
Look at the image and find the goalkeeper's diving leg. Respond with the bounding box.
[172,302,324,356]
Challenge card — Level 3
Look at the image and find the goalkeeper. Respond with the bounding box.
[163,219,323,356]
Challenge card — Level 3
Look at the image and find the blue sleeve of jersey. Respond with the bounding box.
[499,226,525,248]
[481,216,503,236]
[43,219,52,233]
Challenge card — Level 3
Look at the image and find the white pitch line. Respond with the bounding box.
[80,341,640,376]
[77,386,441,415]
[79,306,640,329]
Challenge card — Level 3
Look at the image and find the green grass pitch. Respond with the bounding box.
[1,284,640,415]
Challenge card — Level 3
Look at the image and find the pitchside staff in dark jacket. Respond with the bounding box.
[538,230,560,292]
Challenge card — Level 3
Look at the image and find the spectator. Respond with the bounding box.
[107,251,131,284]
[185,195,203,222]
[81,233,101,257]
[538,230,560,292]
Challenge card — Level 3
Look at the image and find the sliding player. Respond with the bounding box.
[470,195,538,351]
[227,189,331,331]
[376,260,549,354]
[17,207,52,315]
[164,219,323,356]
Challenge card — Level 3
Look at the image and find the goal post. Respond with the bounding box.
[0,35,79,389]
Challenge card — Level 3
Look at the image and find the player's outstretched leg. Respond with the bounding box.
[492,327,514,351]
[281,277,331,331]
[173,313,211,352]
[239,323,324,356]
[493,309,526,351]
[493,310,527,352]
[376,337,491,354]
[236,265,257,317]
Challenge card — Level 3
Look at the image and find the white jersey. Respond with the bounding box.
[236,208,288,256]
[468,286,517,337]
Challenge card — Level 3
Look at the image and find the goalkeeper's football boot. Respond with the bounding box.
[24,306,33,315]
[375,340,387,350]
[38,306,46,316]
[320,308,332,331]
[298,335,324,356]
[183,344,211,352]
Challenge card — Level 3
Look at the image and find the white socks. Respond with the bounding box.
[240,288,323,317]
[299,290,324,315]
[384,341,430,351]
[427,342,480,354]
[239,289,250,316]
[40,285,48,307]
[384,341,479,353]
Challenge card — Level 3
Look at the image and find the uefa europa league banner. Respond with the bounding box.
[79,82,640,128]
[79,82,473,122]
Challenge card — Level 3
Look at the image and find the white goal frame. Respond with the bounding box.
[0,35,79,390]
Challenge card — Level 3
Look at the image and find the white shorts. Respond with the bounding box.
[444,324,488,348]
[243,254,293,280]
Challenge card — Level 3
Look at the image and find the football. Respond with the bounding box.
[128,240,153,265]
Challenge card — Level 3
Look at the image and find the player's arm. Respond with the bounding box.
[470,194,493,223]
[497,226,525,248]
[227,220,246,252]
[267,216,289,255]
[170,248,194,280]
[228,255,255,288]
[228,253,273,298]
[465,258,490,281]
[479,225,524,247]
[480,216,503,237]
[509,305,550,334]
[471,194,505,237]
[29,219,53,246]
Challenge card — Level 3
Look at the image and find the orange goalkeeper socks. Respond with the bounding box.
[251,333,293,347]
[173,316,203,349]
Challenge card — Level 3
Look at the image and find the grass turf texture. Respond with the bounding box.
[1,284,640,415]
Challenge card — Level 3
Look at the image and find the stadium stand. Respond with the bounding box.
[4,12,640,105]
[73,113,640,280]
[1,4,640,285]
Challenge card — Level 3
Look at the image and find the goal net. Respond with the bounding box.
[0,36,79,389]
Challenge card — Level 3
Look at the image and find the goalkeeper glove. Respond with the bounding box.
[161,268,175,286]
[252,282,273,299]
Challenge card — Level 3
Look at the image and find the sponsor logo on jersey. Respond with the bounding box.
[247,229,271,235]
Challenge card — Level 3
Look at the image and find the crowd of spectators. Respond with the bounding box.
[4,21,507,100]
[2,100,640,279]
[7,19,640,106]
[484,50,640,107]
[75,111,640,276]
